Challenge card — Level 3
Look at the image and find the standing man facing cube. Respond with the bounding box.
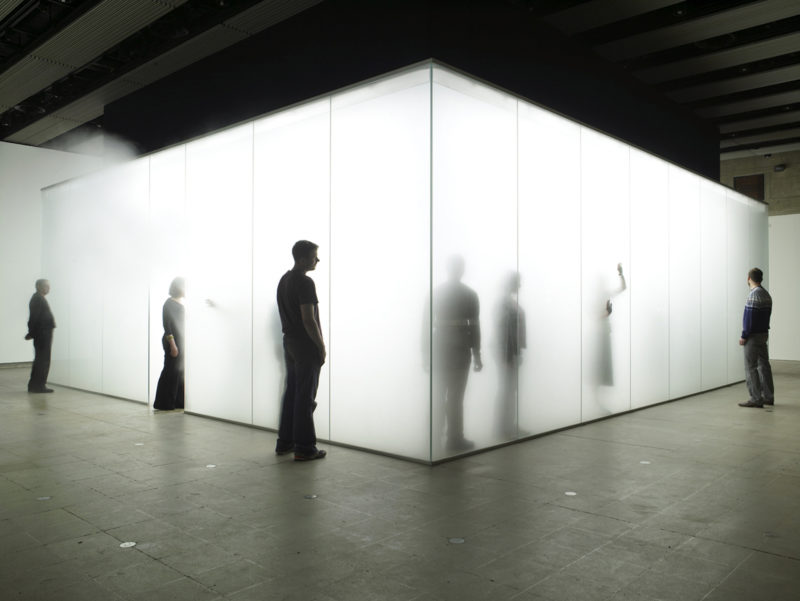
[26,279,56,393]
[738,267,774,408]
[275,240,327,461]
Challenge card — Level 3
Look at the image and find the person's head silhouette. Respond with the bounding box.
[447,255,465,282]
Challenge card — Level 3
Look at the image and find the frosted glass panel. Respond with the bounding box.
[580,128,631,420]
[700,180,727,390]
[41,183,73,386]
[149,147,187,405]
[767,215,800,360]
[727,192,750,382]
[185,124,254,423]
[101,160,150,402]
[330,69,430,459]
[431,69,517,459]
[252,100,330,436]
[629,149,669,409]
[668,167,701,398]
[67,174,104,392]
[750,201,769,284]
[518,102,581,433]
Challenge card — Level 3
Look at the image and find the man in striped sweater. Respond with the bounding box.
[738,267,774,408]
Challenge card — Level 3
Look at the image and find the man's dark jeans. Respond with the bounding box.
[277,338,321,454]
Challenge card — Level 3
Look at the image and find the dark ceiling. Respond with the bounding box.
[1,0,799,161]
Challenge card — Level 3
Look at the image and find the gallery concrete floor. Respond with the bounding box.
[1,363,799,601]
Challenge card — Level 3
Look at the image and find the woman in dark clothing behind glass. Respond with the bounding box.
[154,277,185,411]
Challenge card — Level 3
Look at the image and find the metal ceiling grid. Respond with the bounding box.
[224,0,323,35]
[54,77,140,117]
[2,0,798,160]
[6,0,325,146]
[595,0,800,61]
[32,0,185,66]
[0,55,72,107]
[0,0,185,117]
[5,113,82,144]
[0,0,23,23]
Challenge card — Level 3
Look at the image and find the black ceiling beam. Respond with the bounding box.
[686,78,800,109]
[657,50,800,92]
[719,134,800,153]
[577,0,758,46]
[621,14,800,72]
[504,0,592,19]
[720,120,800,140]
[712,101,800,125]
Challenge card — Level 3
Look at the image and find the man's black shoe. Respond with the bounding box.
[28,388,53,393]
[294,449,326,461]
[764,400,774,406]
[738,400,763,408]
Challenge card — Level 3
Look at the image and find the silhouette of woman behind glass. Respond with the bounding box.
[154,277,185,411]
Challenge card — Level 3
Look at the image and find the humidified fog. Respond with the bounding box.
[41,63,768,462]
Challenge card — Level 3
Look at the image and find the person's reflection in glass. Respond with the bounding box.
[494,271,526,439]
[433,256,482,451]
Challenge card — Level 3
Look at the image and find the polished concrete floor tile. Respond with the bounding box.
[2,363,800,599]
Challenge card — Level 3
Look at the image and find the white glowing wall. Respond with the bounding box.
[330,71,431,458]
[768,215,800,360]
[0,142,100,365]
[41,64,768,462]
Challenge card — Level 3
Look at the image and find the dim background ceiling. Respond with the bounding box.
[1,0,799,161]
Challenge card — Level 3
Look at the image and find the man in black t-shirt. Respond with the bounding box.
[25,279,56,393]
[275,240,327,461]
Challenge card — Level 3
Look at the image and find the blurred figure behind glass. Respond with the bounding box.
[495,272,525,438]
[433,256,483,451]
[153,277,185,411]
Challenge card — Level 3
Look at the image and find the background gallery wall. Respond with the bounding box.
[0,141,101,365]
[41,63,768,463]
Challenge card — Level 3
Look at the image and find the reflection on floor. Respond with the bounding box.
[2,363,800,601]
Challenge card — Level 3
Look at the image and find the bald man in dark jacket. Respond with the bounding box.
[26,279,56,393]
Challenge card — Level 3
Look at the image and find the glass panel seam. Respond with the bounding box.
[428,62,434,463]
[251,121,255,425]
[627,147,632,411]
[328,94,333,443]
[578,127,583,423]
